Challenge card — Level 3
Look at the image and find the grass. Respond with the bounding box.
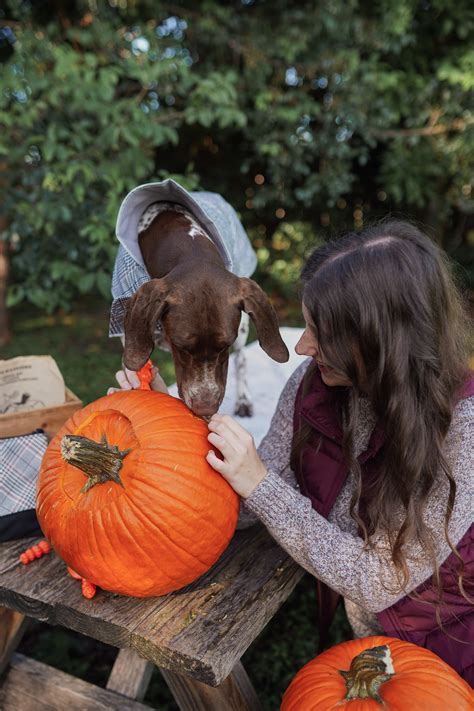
[1,296,352,710]
[0,297,176,403]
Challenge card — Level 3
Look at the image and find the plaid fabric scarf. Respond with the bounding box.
[0,430,48,516]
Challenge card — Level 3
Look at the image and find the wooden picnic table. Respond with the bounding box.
[0,522,304,710]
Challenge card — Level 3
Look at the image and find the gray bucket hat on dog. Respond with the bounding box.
[109,179,257,338]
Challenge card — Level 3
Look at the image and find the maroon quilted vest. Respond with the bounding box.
[293,366,474,684]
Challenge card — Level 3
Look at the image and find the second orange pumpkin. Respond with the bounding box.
[280,635,473,710]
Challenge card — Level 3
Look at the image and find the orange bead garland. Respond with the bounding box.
[19,539,50,564]
[68,566,97,599]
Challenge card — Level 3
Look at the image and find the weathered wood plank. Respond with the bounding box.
[129,527,304,685]
[160,660,262,711]
[0,653,152,710]
[0,537,158,650]
[106,648,154,701]
[0,608,29,676]
[0,527,304,685]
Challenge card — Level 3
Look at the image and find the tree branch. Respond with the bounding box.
[373,117,472,139]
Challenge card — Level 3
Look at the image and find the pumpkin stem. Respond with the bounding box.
[60,433,131,493]
[339,644,394,703]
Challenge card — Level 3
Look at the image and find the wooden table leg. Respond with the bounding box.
[107,648,154,702]
[160,660,262,711]
[0,607,29,676]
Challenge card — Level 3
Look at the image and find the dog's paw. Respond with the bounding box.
[233,400,254,418]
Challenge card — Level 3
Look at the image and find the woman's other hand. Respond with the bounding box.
[107,366,169,395]
[206,414,268,498]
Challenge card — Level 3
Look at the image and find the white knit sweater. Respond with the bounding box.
[238,359,474,637]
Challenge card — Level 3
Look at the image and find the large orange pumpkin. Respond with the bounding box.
[280,636,473,711]
[36,390,239,597]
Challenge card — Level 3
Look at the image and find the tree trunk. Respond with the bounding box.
[0,237,11,348]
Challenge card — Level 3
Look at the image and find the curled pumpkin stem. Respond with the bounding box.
[137,359,153,390]
[339,644,394,702]
[60,432,130,493]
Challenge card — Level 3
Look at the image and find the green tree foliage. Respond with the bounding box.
[0,0,473,311]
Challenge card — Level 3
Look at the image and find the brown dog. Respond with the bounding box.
[120,205,289,418]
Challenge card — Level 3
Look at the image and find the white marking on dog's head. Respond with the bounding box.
[184,216,208,241]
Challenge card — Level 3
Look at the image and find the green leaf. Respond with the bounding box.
[96,271,111,299]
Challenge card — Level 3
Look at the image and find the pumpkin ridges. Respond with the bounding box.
[48,391,171,449]
[129,481,236,546]
[68,489,204,594]
[107,496,188,590]
[282,686,343,711]
[128,448,238,532]
[94,392,189,434]
[80,508,105,588]
[139,427,205,435]
[58,492,90,586]
[66,501,161,593]
[137,468,238,513]
[91,506,133,591]
[135,449,221,476]
[70,391,207,451]
[120,485,222,571]
[37,390,239,597]
[36,468,65,511]
[282,666,346,711]
[133,451,234,508]
[381,668,471,708]
[380,642,471,702]
[138,437,210,456]
[105,500,193,596]
[44,444,237,534]
[79,510,104,588]
[41,497,68,565]
[129,452,236,505]
[60,393,208,454]
[40,466,113,589]
[96,502,170,592]
[281,636,473,711]
[91,504,152,592]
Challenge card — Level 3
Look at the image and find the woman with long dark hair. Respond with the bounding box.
[206,220,473,682]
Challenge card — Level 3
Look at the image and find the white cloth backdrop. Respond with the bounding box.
[168,327,305,446]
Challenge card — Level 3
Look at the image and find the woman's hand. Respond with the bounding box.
[107,366,169,395]
[206,414,268,498]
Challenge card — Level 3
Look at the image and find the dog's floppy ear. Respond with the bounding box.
[122,279,170,370]
[238,277,289,363]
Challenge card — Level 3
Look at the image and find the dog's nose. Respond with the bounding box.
[188,397,219,419]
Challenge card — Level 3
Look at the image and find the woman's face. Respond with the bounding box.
[295,302,353,387]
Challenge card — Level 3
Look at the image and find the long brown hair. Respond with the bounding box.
[291,219,471,603]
